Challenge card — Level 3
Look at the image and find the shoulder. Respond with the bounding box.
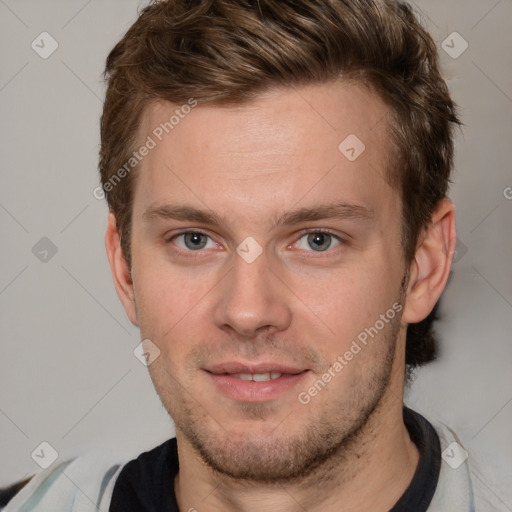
[427,416,508,511]
[0,452,126,512]
[1,439,178,512]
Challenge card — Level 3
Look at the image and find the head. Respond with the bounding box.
[101,0,459,482]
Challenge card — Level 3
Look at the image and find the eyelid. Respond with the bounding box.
[165,228,348,254]
[165,228,211,242]
[298,228,344,239]
[166,230,222,252]
[292,228,346,252]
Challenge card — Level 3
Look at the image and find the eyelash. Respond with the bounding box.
[166,229,347,257]
[293,228,346,254]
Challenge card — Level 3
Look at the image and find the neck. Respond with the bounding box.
[174,373,419,511]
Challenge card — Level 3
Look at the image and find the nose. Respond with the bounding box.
[213,247,292,338]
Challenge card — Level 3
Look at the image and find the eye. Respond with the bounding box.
[171,232,219,251]
[294,231,342,252]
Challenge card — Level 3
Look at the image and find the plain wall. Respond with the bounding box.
[1,0,511,506]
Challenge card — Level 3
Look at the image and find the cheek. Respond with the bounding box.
[133,262,198,341]
[289,258,401,346]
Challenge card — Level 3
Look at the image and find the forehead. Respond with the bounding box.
[133,81,397,226]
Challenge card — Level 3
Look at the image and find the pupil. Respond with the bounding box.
[308,233,331,251]
[185,233,207,250]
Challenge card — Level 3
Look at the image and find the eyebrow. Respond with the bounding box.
[142,201,374,230]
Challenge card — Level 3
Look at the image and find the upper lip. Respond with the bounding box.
[204,362,308,375]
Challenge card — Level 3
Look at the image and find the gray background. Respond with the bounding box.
[1,0,511,507]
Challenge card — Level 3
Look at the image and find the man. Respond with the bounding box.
[1,0,500,510]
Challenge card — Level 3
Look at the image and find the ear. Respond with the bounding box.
[105,212,139,326]
[402,199,456,324]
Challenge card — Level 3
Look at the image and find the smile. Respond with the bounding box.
[230,372,282,381]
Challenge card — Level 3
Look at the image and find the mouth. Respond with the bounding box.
[204,362,310,402]
[229,372,284,382]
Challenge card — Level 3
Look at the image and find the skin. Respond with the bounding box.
[106,81,456,511]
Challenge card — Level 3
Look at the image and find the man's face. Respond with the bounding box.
[128,81,408,481]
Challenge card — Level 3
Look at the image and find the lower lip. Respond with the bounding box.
[206,371,309,402]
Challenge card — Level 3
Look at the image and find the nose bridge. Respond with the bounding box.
[232,256,261,299]
[214,245,291,336]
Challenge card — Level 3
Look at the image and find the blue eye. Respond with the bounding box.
[173,232,217,251]
[295,232,341,252]
[168,230,343,255]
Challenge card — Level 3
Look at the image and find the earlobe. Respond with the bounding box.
[105,212,139,326]
[402,199,456,325]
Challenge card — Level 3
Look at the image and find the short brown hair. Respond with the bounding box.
[99,0,460,369]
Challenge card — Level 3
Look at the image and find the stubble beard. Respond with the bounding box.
[152,314,401,485]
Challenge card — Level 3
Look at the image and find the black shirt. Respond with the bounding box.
[109,407,441,512]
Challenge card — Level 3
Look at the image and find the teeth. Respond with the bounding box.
[231,372,282,381]
[253,373,271,382]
